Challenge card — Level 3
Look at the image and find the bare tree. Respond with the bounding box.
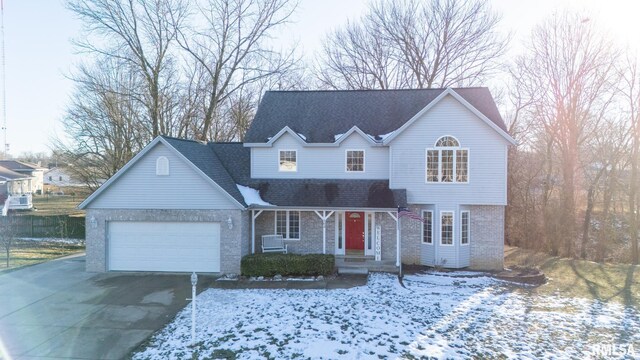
[580,117,629,260]
[67,0,189,138]
[620,54,640,264]
[317,0,508,90]
[178,0,299,141]
[0,215,16,268]
[53,57,149,189]
[59,0,302,184]
[511,12,619,257]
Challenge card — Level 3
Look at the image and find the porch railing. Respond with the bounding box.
[7,194,33,210]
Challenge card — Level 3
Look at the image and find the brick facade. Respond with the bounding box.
[468,205,504,270]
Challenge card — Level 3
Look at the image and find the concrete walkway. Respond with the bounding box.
[0,255,215,360]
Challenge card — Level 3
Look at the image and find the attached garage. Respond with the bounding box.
[108,221,221,272]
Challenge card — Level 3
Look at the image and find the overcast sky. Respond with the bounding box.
[1,0,638,156]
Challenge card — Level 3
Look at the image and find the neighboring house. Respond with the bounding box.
[0,160,46,194]
[0,165,33,211]
[44,167,85,188]
[79,88,515,274]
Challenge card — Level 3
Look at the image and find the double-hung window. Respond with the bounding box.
[461,211,470,245]
[346,150,365,172]
[422,210,433,244]
[426,136,468,183]
[440,211,454,245]
[276,210,300,239]
[279,150,297,172]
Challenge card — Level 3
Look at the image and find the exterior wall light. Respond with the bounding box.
[88,216,98,229]
[227,216,233,229]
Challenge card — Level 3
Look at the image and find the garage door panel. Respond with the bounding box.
[108,221,220,272]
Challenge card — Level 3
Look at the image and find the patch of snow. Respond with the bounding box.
[365,133,378,142]
[333,133,344,142]
[133,272,640,359]
[236,185,272,206]
[296,133,307,141]
[18,237,83,245]
[378,130,395,141]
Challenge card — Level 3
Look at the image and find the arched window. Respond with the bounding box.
[156,156,169,176]
[426,136,468,183]
[435,136,459,147]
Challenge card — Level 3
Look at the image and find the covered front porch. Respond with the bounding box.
[249,208,402,272]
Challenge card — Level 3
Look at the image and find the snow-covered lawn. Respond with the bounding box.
[134,272,640,359]
[17,237,84,245]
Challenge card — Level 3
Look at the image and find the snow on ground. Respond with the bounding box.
[133,272,640,359]
[17,237,83,245]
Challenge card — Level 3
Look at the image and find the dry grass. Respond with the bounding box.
[504,246,640,308]
[0,239,85,271]
[31,187,92,217]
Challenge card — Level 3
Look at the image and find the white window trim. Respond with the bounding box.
[335,211,345,254]
[461,210,470,246]
[156,156,169,176]
[345,149,365,173]
[425,135,469,184]
[422,210,434,245]
[274,210,301,240]
[365,212,375,255]
[440,211,455,247]
[278,149,298,172]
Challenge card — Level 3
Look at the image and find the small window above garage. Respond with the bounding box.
[156,156,169,176]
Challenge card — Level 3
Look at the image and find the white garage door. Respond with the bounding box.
[108,221,220,272]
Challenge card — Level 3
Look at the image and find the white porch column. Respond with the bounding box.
[314,210,334,254]
[251,210,263,254]
[387,211,400,267]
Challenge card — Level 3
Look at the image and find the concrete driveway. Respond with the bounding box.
[0,254,214,360]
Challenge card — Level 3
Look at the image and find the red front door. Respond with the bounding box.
[345,212,365,250]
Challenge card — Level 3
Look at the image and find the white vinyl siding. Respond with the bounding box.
[390,95,509,205]
[252,132,388,179]
[88,143,238,209]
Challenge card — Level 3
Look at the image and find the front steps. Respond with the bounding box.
[336,255,398,275]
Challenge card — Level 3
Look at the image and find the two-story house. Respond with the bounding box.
[79,88,515,274]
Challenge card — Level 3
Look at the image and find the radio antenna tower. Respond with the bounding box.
[1,0,7,160]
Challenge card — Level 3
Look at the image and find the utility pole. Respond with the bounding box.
[1,0,7,160]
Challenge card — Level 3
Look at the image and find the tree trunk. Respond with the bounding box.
[581,186,595,259]
[630,134,639,264]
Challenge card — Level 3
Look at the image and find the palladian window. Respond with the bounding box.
[426,136,468,183]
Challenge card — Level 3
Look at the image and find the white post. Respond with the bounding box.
[323,211,328,254]
[190,272,197,346]
[314,211,334,255]
[251,210,255,254]
[251,210,263,254]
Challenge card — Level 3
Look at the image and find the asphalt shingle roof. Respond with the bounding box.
[245,88,506,143]
[0,160,42,171]
[160,136,247,207]
[0,165,29,180]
